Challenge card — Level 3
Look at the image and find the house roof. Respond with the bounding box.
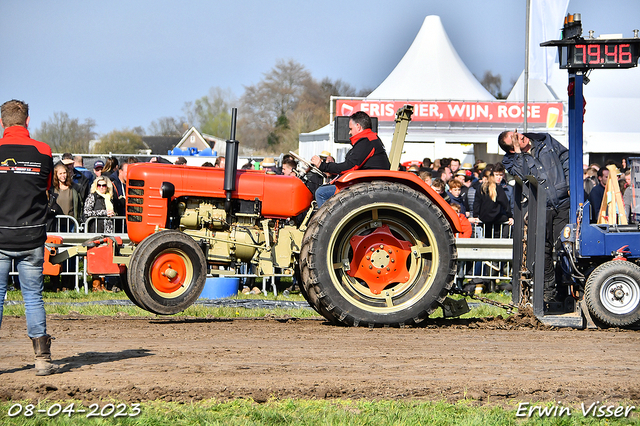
[141,136,182,155]
[176,127,210,150]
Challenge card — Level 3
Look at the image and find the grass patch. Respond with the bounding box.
[0,399,636,425]
[3,289,319,319]
[3,288,515,321]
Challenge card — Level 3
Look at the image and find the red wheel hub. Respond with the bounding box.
[150,252,187,293]
[346,225,412,294]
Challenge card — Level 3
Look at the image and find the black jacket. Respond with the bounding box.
[502,132,569,209]
[109,171,126,215]
[72,168,91,201]
[473,184,511,224]
[319,129,390,175]
[0,127,53,250]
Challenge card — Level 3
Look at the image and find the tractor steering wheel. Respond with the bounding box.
[288,151,327,179]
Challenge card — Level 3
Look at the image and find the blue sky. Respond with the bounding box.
[1,0,638,135]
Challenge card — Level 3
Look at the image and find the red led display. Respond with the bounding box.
[573,43,634,66]
[543,38,640,70]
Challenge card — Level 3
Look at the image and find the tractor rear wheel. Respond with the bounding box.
[585,260,640,327]
[301,181,457,327]
[299,220,335,322]
[128,230,206,315]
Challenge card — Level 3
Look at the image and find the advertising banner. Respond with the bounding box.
[335,99,563,128]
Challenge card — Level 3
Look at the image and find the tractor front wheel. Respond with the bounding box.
[128,230,206,315]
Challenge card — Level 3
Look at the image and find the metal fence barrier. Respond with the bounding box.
[9,216,130,294]
[455,221,514,292]
[47,215,129,236]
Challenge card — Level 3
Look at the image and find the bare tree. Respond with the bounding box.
[240,59,313,151]
[33,112,97,153]
[93,129,147,154]
[148,116,185,137]
[183,87,236,139]
[320,77,358,98]
[176,62,367,154]
[480,71,504,99]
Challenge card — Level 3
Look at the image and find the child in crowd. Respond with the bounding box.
[451,202,472,238]
[447,179,466,215]
[431,178,450,203]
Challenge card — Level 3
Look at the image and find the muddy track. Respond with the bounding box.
[1,313,639,404]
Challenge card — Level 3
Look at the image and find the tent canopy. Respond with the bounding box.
[367,15,495,101]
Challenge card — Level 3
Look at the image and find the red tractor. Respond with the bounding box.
[116,107,462,327]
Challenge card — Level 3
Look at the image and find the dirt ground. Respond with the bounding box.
[1,313,639,405]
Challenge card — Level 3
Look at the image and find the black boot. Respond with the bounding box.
[31,335,57,376]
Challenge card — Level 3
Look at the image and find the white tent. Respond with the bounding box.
[368,16,495,101]
[507,72,562,103]
[300,15,566,164]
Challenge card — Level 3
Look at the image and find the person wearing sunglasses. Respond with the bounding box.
[83,176,116,234]
[498,130,570,305]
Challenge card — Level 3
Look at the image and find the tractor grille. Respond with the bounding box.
[127,180,145,224]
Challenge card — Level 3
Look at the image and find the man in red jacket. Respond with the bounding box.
[0,99,57,375]
[311,111,390,207]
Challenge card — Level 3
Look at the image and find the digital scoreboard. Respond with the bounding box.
[542,38,640,70]
[541,13,640,70]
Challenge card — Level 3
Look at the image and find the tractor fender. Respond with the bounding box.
[334,170,462,233]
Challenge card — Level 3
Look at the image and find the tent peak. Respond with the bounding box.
[367,15,495,101]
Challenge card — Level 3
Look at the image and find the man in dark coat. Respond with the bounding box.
[499,130,570,303]
[588,167,609,223]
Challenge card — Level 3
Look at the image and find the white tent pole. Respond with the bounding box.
[524,0,531,132]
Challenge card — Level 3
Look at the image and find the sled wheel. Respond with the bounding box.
[302,181,457,327]
[585,260,640,327]
[129,230,206,315]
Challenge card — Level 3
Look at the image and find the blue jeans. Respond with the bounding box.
[315,185,337,208]
[0,246,47,338]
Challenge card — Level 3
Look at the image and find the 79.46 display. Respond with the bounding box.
[542,38,640,70]
[570,41,639,68]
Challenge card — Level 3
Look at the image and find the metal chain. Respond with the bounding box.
[519,217,532,309]
[466,292,519,314]
[450,286,519,314]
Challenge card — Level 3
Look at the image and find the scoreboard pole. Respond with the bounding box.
[568,71,584,221]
